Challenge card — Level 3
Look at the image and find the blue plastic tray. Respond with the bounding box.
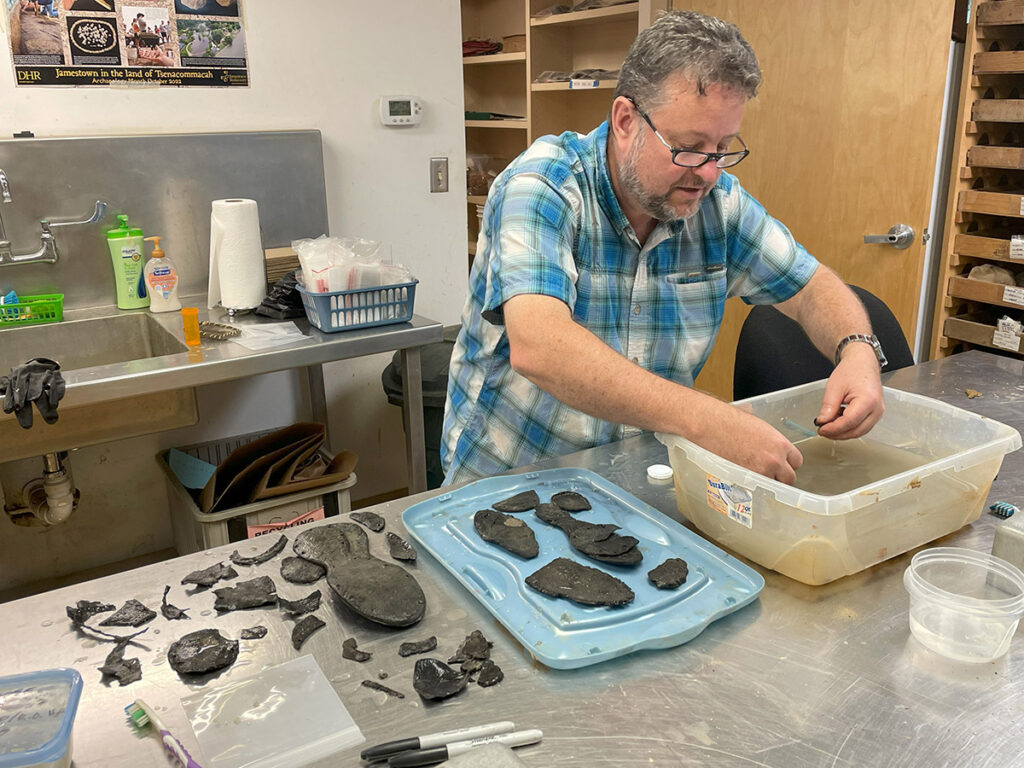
[402,468,764,669]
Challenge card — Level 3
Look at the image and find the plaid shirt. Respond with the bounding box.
[442,121,818,485]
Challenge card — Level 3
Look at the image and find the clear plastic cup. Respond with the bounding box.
[904,547,1024,663]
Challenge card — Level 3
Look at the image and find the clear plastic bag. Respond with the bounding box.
[291,235,414,293]
[181,655,363,768]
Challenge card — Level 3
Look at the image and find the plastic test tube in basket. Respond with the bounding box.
[298,280,418,333]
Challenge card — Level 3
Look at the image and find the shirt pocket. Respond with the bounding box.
[658,265,727,382]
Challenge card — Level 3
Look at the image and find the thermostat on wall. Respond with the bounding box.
[379,95,423,126]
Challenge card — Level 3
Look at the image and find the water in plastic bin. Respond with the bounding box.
[792,435,930,496]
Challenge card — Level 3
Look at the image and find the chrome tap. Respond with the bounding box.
[0,188,108,266]
[0,169,10,250]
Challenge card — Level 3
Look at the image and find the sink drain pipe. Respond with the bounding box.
[22,451,79,526]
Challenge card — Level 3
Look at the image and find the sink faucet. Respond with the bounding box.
[0,169,10,246]
[0,172,108,267]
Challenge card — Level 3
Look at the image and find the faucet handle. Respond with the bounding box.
[40,200,108,231]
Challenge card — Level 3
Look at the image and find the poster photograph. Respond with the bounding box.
[7,0,65,65]
[8,0,248,86]
[176,17,242,67]
[174,0,236,17]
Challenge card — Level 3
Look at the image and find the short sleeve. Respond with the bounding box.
[480,171,580,325]
[719,175,819,305]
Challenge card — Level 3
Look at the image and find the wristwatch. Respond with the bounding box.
[834,333,887,368]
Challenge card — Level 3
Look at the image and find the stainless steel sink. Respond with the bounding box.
[0,314,187,371]
[0,314,196,461]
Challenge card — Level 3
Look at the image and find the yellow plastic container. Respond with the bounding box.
[657,381,1021,585]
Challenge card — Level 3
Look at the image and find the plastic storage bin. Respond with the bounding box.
[904,547,1024,662]
[297,281,417,333]
[657,381,1022,585]
[0,668,82,768]
[158,430,357,554]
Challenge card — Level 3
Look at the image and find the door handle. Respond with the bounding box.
[864,224,914,250]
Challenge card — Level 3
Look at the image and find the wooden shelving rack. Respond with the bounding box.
[460,0,667,273]
[932,0,1024,358]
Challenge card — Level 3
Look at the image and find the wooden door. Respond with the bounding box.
[679,1,957,399]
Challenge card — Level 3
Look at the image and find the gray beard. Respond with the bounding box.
[618,133,705,223]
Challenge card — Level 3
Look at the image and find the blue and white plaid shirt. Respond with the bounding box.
[442,121,818,485]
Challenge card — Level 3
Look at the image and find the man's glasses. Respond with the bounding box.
[625,96,749,169]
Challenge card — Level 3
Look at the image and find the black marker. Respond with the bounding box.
[387,729,543,767]
[361,720,514,762]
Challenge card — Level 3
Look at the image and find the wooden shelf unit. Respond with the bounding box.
[460,0,667,271]
[529,2,640,28]
[531,79,619,91]
[931,0,1024,359]
[463,51,527,65]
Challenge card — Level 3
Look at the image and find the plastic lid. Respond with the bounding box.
[647,464,673,482]
[0,668,82,767]
[106,213,143,239]
[145,235,165,258]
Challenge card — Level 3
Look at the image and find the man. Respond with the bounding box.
[442,10,885,487]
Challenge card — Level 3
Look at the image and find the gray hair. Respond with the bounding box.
[613,10,761,110]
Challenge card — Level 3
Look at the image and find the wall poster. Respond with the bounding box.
[5,0,248,86]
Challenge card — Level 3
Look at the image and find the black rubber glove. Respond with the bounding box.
[0,357,66,429]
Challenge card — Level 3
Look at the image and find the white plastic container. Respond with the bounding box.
[904,547,1024,662]
[657,381,1022,585]
[0,668,82,768]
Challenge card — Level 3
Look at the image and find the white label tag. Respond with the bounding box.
[705,474,753,528]
[569,79,599,89]
[997,316,1022,335]
[992,329,1021,352]
[1003,286,1024,306]
[1019,196,1024,216]
[1011,235,1024,260]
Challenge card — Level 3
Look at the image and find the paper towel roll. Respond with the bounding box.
[208,198,266,311]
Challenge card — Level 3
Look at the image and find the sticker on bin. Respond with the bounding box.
[247,507,325,538]
[706,474,753,528]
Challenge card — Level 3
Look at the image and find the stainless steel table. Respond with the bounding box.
[1,350,1022,767]
[10,303,443,492]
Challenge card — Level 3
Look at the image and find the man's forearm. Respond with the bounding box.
[775,265,872,361]
[504,294,724,440]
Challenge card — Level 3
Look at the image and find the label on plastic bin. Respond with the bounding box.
[706,474,753,528]
[247,507,325,538]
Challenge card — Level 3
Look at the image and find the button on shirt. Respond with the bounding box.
[442,121,819,486]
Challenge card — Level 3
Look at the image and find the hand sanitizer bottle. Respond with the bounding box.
[105,214,149,309]
[143,235,182,313]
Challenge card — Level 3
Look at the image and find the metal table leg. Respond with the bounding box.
[400,346,427,494]
[306,363,339,516]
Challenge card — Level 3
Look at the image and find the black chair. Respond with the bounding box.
[732,285,915,401]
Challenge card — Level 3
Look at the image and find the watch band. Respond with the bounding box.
[834,333,887,368]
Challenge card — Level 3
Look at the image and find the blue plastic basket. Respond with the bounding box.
[297,280,417,333]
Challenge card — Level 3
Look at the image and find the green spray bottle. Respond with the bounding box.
[105,214,149,309]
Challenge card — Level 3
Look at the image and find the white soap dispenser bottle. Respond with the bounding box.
[143,235,182,313]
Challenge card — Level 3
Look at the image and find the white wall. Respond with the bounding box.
[0,0,468,594]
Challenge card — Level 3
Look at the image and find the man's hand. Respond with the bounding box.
[814,342,884,439]
[693,399,804,484]
[138,46,173,66]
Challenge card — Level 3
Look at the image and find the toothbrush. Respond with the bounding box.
[125,699,203,768]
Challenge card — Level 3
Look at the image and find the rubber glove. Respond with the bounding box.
[0,357,66,429]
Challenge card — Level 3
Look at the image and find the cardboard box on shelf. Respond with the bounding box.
[502,34,526,53]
